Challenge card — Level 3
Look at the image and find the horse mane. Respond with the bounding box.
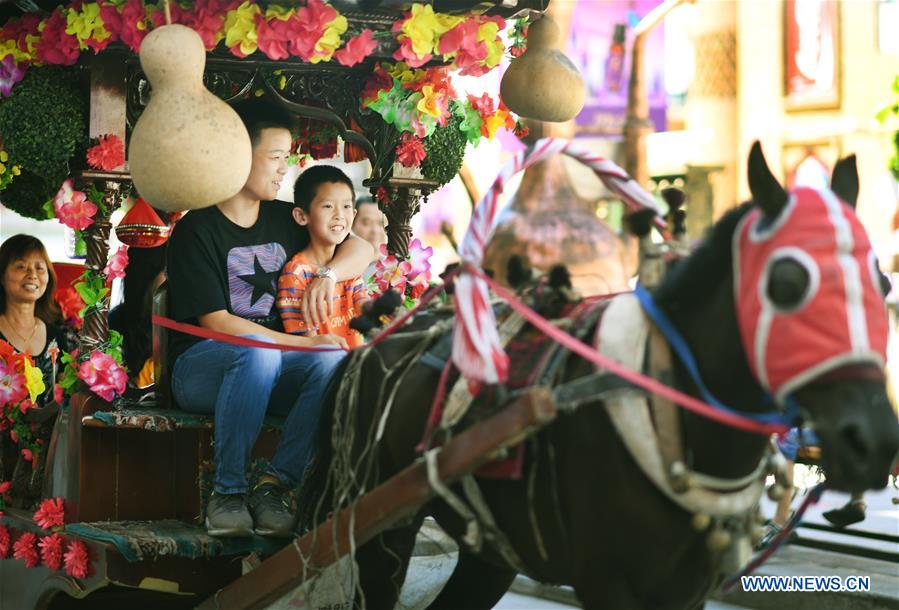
[652,201,753,315]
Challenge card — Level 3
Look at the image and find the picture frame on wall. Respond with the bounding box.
[784,0,841,111]
[782,140,842,189]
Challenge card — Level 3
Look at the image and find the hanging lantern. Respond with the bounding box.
[128,25,252,212]
[500,16,586,123]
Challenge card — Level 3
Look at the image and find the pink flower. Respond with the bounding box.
[39,533,65,571]
[9,429,17,444]
[0,525,9,558]
[0,361,27,408]
[0,55,25,97]
[34,497,66,530]
[374,246,412,294]
[64,539,91,579]
[119,0,150,52]
[0,481,11,494]
[395,133,426,168]
[104,245,129,281]
[53,180,98,232]
[86,134,125,171]
[77,351,127,402]
[34,9,80,66]
[406,238,433,283]
[393,37,431,68]
[18,399,34,415]
[289,0,339,61]
[335,29,377,67]
[53,384,65,404]
[13,532,39,567]
[21,448,32,462]
[438,21,487,75]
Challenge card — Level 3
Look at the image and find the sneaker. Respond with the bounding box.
[249,481,297,538]
[205,493,253,537]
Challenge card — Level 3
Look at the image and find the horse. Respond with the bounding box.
[301,143,899,610]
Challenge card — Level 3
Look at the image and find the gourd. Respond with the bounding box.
[500,17,586,123]
[128,24,252,212]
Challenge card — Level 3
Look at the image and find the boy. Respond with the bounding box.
[277,166,369,349]
[167,99,374,538]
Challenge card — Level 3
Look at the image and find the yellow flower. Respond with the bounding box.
[387,62,424,85]
[265,5,296,20]
[224,1,262,56]
[0,151,8,163]
[477,21,503,68]
[23,358,45,404]
[416,85,441,119]
[482,109,509,140]
[402,4,461,58]
[279,75,286,90]
[65,3,111,50]
[310,15,348,63]
[12,166,20,176]
[0,39,30,63]
[0,164,6,175]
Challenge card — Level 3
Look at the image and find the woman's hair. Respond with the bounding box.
[0,234,61,324]
[118,244,167,374]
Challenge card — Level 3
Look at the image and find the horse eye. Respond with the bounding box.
[767,257,811,310]
[879,272,892,297]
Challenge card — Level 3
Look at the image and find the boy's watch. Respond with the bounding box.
[316,266,337,283]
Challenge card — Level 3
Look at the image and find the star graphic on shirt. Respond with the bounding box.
[237,256,279,307]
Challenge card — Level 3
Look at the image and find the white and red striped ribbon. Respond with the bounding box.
[452,137,663,385]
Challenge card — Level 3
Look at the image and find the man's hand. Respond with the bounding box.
[302,276,336,329]
[308,333,349,350]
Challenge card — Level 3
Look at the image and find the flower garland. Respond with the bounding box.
[368,238,433,309]
[0,498,93,578]
[0,342,47,465]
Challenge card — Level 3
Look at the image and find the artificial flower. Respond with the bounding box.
[0,361,27,408]
[86,134,125,171]
[54,286,85,329]
[0,55,24,97]
[395,133,426,168]
[53,384,65,404]
[53,180,98,232]
[513,121,529,139]
[34,497,66,530]
[438,20,485,74]
[0,481,10,494]
[374,245,412,294]
[22,358,44,404]
[334,28,377,67]
[361,65,394,105]
[0,13,42,63]
[9,429,17,443]
[476,19,504,72]
[310,15,348,64]
[104,245,128,281]
[39,533,65,571]
[35,9,80,65]
[64,539,90,579]
[223,1,261,58]
[406,238,433,282]
[393,4,461,65]
[118,0,151,52]
[0,525,9,558]
[21,448,33,461]
[65,2,112,53]
[182,0,236,50]
[13,531,39,567]
[77,351,127,402]
[255,6,295,60]
[18,398,34,415]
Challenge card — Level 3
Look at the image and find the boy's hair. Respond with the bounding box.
[294,165,356,213]
[231,98,294,146]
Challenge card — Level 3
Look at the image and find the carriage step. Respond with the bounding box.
[82,407,284,431]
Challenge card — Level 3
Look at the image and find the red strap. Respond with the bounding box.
[467,265,788,437]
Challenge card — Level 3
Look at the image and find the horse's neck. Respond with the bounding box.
[669,282,771,479]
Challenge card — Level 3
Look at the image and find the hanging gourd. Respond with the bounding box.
[127,24,252,212]
[500,16,586,123]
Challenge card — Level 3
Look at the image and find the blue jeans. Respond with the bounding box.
[172,335,345,495]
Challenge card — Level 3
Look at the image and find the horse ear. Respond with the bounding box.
[831,155,859,209]
[748,141,788,219]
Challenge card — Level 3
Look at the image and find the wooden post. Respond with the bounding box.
[365,177,437,258]
[197,388,557,610]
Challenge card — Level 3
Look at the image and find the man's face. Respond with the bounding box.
[352,203,387,248]
[242,128,292,202]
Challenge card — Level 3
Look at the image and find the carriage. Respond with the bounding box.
[0,1,897,609]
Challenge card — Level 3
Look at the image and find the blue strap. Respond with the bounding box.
[634,283,795,426]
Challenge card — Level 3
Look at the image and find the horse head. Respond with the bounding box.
[740,142,898,491]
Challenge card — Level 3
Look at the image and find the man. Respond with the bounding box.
[352,196,387,250]
[167,99,374,537]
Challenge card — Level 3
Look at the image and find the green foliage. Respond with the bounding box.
[75,270,110,317]
[0,66,85,218]
[877,75,899,181]
[421,110,467,188]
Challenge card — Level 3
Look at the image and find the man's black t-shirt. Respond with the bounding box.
[167,200,309,363]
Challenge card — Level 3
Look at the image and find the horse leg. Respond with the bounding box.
[427,547,517,610]
[356,515,423,610]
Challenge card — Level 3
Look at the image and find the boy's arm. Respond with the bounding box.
[197,310,347,349]
[303,233,376,328]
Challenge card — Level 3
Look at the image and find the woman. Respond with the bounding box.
[0,234,70,405]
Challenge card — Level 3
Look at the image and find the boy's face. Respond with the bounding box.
[293,182,356,247]
[242,128,291,202]
[352,203,387,248]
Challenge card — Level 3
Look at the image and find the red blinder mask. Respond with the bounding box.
[733,187,888,403]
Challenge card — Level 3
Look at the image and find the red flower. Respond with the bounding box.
[54,384,65,404]
[0,525,9,558]
[13,532,39,567]
[393,37,431,68]
[34,9,80,66]
[1,14,42,59]
[513,121,529,139]
[410,282,427,300]
[54,285,85,330]
[361,66,394,105]
[40,534,65,571]
[98,3,123,43]
[119,0,150,52]
[64,539,91,579]
[395,133,426,168]
[256,11,296,60]
[290,0,339,62]
[34,497,66,530]
[375,186,390,205]
[87,134,125,171]
[335,29,377,67]
[21,448,32,462]
[186,0,238,50]
[0,481,10,494]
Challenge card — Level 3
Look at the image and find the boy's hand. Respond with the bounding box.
[309,333,349,350]
[303,277,336,329]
